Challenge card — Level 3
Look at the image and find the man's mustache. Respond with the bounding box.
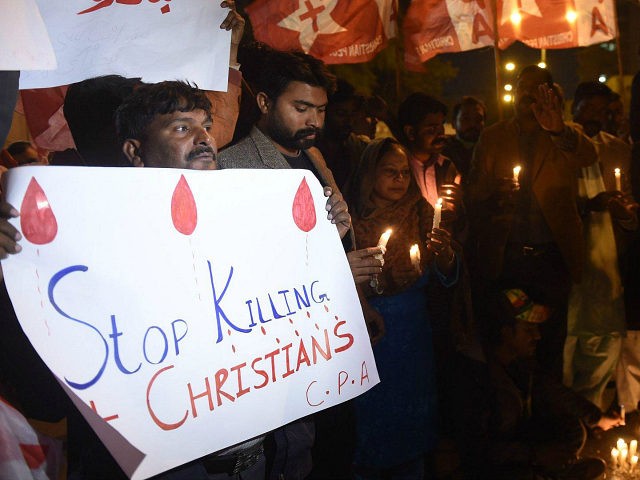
[188,146,216,161]
[294,127,319,140]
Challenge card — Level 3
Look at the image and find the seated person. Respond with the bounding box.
[453,287,620,480]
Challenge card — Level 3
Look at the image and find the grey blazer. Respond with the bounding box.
[218,126,355,246]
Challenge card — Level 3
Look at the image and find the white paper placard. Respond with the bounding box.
[0,0,57,71]
[2,166,379,480]
[18,0,230,91]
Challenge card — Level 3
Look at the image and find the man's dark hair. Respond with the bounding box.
[517,65,553,87]
[115,80,212,143]
[254,50,336,102]
[572,81,613,115]
[64,75,141,166]
[397,93,447,144]
[329,78,356,105]
[6,141,33,157]
[398,93,447,130]
[451,96,486,124]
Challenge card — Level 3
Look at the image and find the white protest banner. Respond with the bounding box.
[18,0,230,91]
[0,0,57,70]
[2,167,379,480]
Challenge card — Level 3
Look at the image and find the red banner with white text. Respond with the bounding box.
[403,0,494,71]
[245,0,397,64]
[404,0,615,70]
[498,0,616,49]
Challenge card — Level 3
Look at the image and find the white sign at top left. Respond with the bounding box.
[18,0,231,92]
[0,0,57,71]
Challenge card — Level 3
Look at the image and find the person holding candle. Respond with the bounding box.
[398,93,475,447]
[563,81,639,410]
[572,82,633,195]
[345,137,457,479]
[467,65,598,382]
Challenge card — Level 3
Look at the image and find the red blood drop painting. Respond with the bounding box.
[20,177,58,245]
[292,178,316,232]
[171,175,197,235]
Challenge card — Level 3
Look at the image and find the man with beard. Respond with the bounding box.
[398,93,462,226]
[218,50,351,239]
[442,96,486,180]
[467,65,598,381]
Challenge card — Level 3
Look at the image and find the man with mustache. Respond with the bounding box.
[398,92,461,213]
[218,50,349,244]
[442,96,486,181]
[467,65,598,381]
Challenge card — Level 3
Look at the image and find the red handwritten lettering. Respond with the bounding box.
[188,377,213,418]
[78,0,171,15]
[333,321,354,353]
[146,365,188,430]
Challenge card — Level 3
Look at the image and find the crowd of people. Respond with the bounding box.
[1,5,640,480]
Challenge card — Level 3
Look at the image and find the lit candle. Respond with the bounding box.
[612,448,620,467]
[377,229,392,250]
[631,439,637,458]
[433,198,443,230]
[622,447,629,466]
[410,244,421,274]
[618,438,627,452]
[513,165,522,183]
[615,168,622,191]
[632,455,638,471]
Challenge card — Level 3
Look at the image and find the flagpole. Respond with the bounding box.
[492,0,504,120]
[612,1,625,105]
[394,0,402,103]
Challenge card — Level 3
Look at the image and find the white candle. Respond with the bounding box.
[632,455,638,471]
[615,168,622,191]
[631,439,638,458]
[410,244,421,274]
[622,447,629,466]
[612,448,620,467]
[618,438,627,452]
[513,165,522,183]
[433,198,443,230]
[377,229,392,250]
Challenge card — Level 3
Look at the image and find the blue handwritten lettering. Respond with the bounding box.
[48,266,108,390]
[207,260,251,343]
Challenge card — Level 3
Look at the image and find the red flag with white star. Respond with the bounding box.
[245,0,396,64]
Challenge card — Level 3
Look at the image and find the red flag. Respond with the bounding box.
[20,87,75,152]
[245,0,396,64]
[497,0,615,49]
[0,396,62,480]
[403,0,494,71]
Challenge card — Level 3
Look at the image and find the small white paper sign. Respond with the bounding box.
[0,0,57,70]
[2,167,379,480]
[19,0,230,91]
